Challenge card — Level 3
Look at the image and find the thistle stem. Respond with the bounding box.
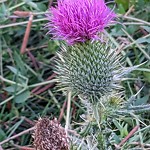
[65,91,72,135]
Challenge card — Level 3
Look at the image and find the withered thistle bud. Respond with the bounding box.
[33,118,69,150]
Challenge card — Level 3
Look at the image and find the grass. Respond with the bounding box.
[0,0,150,149]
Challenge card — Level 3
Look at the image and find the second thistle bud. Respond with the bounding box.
[33,118,69,150]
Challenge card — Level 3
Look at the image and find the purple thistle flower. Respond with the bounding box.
[46,0,116,44]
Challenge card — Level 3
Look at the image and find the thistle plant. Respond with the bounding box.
[45,0,149,149]
[46,0,130,103]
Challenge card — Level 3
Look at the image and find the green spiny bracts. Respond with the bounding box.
[55,40,130,101]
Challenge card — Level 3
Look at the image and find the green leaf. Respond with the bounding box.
[0,128,6,141]
[141,26,150,33]
[143,72,150,83]
[25,0,40,10]
[118,4,126,14]
[3,85,21,93]
[122,117,134,126]
[113,119,123,131]
[37,3,46,11]
[136,38,150,44]
[112,133,121,144]
[0,3,9,22]
[7,66,19,74]
[115,0,130,11]
[134,95,149,106]
[14,90,30,103]
[7,65,28,85]
[121,124,128,138]
[13,51,27,76]
[126,25,138,35]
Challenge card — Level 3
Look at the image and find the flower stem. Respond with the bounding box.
[65,91,72,136]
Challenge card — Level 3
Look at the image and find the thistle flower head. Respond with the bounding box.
[47,0,116,44]
[33,118,69,150]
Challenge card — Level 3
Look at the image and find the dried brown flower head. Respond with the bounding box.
[33,118,69,150]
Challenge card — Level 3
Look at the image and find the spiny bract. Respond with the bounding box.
[55,41,125,101]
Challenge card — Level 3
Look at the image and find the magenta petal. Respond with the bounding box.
[46,0,116,44]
